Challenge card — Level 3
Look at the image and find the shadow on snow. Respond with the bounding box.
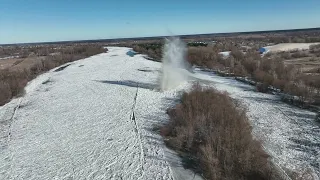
[93,80,158,90]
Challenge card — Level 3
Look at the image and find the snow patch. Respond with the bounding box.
[264,43,320,52]
[218,51,231,58]
[0,56,19,60]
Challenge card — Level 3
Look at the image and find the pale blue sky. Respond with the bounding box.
[0,0,320,44]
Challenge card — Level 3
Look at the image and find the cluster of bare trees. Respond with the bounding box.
[131,41,320,178]
[0,44,105,105]
[310,44,320,57]
[185,45,320,106]
[278,51,310,60]
[161,84,275,180]
[187,46,224,69]
[131,41,320,106]
[232,49,320,105]
[131,43,162,61]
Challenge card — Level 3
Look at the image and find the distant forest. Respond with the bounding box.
[1,27,320,46]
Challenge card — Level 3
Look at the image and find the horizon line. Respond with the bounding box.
[1,27,320,46]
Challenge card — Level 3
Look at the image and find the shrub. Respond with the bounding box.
[162,84,273,180]
[242,59,258,75]
[272,78,286,90]
[132,43,163,61]
[291,51,309,58]
[187,47,223,69]
[230,48,245,61]
[233,63,248,76]
[254,70,274,90]
[259,59,272,72]
[0,70,28,97]
[280,52,291,59]
[256,83,270,93]
[0,81,12,105]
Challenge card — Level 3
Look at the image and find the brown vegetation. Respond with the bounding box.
[129,38,320,106]
[131,43,162,61]
[186,46,320,106]
[129,33,320,179]
[133,40,320,106]
[310,44,320,57]
[187,47,223,69]
[161,84,274,180]
[0,44,105,106]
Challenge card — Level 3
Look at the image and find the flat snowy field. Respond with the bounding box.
[264,43,320,52]
[0,47,319,179]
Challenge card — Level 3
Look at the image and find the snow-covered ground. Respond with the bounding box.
[0,47,319,179]
[264,43,320,53]
[0,56,19,60]
[218,51,231,58]
[0,47,201,180]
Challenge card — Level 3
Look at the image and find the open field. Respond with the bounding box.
[264,43,320,52]
[283,57,320,72]
[0,57,45,70]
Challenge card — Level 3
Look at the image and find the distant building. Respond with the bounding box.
[259,47,267,54]
[126,50,137,57]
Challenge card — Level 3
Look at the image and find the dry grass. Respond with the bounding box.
[161,84,274,180]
